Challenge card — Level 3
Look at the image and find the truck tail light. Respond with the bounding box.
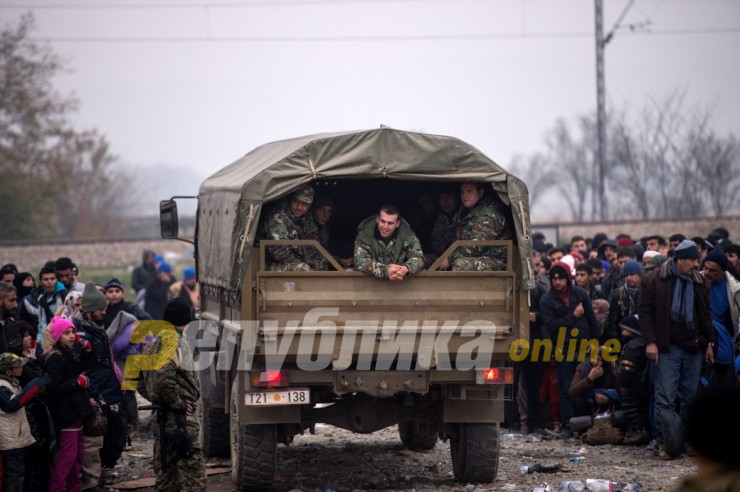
[251,370,289,388]
[476,367,514,385]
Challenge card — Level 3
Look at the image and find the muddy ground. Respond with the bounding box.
[109,420,696,492]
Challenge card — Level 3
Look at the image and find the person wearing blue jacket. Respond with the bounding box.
[540,260,599,438]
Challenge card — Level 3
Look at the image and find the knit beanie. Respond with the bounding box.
[619,314,641,336]
[549,261,572,281]
[673,240,700,260]
[158,262,172,274]
[81,281,107,312]
[163,297,192,327]
[704,249,729,271]
[621,259,643,276]
[49,316,75,343]
[104,277,125,292]
[182,267,196,281]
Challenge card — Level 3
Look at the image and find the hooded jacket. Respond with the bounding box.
[637,259,714,353]
[540,261,600,344]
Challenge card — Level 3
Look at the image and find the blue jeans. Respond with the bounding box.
[555,360,579,425]
[652,344,702,443]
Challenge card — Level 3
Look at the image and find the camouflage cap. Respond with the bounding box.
[0,353,26,373]
[291,186,315,205]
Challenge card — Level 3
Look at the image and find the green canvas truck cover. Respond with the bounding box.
[197,128,534,291]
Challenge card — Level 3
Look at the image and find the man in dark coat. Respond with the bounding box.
[131,250,156,294]
[637,240,715,460]
[75,282,123,490]
[540,260,600,438]
[145,264,175,321]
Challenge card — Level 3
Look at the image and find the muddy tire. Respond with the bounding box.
[398,421,438,450]
[450,423,499,483]
[202,398,230,458]
[230,380,277,490]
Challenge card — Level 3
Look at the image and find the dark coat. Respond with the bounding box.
[605,285,639,342]
[103,300,151,329]
[144,277,172,322]
[0,319,23,357]
[42,346,94,430]
[540,285,600,343]
[637,259,715,353]
[569,359,619,398]
[131,259,155,294]
[74,317,123,405]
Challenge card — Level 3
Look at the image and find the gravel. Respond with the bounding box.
[110,420,696,491]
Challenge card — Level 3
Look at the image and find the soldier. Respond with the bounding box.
[437,182,513,271]
[354,204,425,281]
[425,189,459,267]
[138,298,206,492]
[263,185,328,272]
[309,193,352,268]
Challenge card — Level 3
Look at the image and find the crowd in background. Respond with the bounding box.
[508,227,740,463]
[0,252,198,491]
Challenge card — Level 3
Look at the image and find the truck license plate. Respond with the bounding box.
[245,389,310,406]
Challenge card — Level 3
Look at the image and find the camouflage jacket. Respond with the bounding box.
[354,216,425,279]
[138,327,201,441]
[262,199,327,270]
[448,197,512,261]
[430,212,457,256]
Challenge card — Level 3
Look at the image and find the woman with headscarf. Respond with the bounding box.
[59,291,83,321]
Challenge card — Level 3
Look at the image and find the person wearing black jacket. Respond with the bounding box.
[131,250,156,294]
[145,263,175,321]
[540,260,599,438]
[0,282,23,359]
[75,283,123,491]
[102,277,151,329]
[43,316,94,492]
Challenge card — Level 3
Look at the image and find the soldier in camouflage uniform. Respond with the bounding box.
[138,298,206,492]
[262,185,328,272]
[354,205,425,281]
[438,182,513,271]
[309,194,353,268]
[425,189,460,266]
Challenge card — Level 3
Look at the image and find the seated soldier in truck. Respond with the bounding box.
[353,204,425,281]
[437,182,513,271]
[262,185,328,271]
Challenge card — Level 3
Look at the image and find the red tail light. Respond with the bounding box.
[476,367,513,385]
[251,370,289,388]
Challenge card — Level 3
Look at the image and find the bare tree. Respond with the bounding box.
[0,14,134,239]
[508,152,556,210]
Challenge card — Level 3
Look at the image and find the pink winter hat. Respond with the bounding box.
[49,316,75,343]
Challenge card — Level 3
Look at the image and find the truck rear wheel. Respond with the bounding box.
[450,423,500,483]
[398,421,438,450]
[230,380,277,490]
[202,398,230,458]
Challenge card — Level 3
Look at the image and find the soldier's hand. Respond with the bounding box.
[185,400,195,414]
[437,258,450,271]
[339,258,353,268]
[573,303,584,318]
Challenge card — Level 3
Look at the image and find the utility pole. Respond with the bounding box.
[594,0,607,221]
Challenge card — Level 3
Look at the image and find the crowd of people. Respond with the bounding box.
[0,253,200,491]
[510,227,740,463]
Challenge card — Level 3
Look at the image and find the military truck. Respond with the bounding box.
[160,128,534,490]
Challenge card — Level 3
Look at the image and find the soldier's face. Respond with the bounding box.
[460,183,483,209]
[376,211,400,239]
[289,198,311,218]
[312,205,332,226]
[439,193,458,214]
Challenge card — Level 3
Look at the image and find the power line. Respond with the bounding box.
[29,27,740,43]
[0,0,434,9]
